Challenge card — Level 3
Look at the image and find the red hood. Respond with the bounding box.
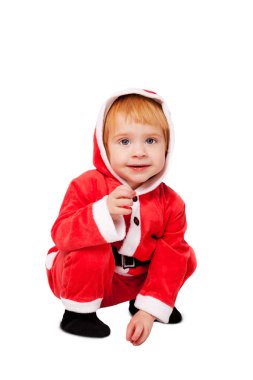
[93,88,175,195]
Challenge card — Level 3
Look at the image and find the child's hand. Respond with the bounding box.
[126,310,156,346]
[107,185,136,222]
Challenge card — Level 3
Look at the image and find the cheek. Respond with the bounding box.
[156,151,166,169]
[108,150,123,168]
[107,145,118,164]
[105,148,110,162]
[107,143,117,161]
[110,146,127,162]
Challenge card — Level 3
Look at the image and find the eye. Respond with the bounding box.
[146,138,157,144]
[119,139,130,145]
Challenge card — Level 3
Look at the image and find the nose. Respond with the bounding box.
[131,142,147,157]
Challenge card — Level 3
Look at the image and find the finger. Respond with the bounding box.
[132,327,150,346]
[116,192,135,200]
[126,322,135,341]
[117,184,135,192]
[131,324,143,342]
[112,207,132,215]
[114,186,136,199]
[115,198,133,207]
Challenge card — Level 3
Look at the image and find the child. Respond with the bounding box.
[46,88,197,346]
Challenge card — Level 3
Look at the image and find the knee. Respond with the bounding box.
[67,244,114,271]
[188,249,197,275]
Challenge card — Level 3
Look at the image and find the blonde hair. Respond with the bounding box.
[103,94,170,156]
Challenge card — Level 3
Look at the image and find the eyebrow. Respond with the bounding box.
[112,132,163,139]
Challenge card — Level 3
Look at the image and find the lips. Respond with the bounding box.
[127,165,151,171]
[127,165,150,168]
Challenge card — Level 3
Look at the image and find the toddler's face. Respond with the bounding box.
[106,114,166,189]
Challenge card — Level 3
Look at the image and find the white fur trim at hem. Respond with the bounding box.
[135,294,173,323]
[61,297,102,313]
[92,195,126,242]
[45,250,59,270]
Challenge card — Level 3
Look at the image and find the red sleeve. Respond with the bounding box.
[51,176,125,252]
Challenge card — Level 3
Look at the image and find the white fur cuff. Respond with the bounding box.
[92,195,126,243]
[61,297,102,313]
[45,250,59,270]
[135,294,173,323]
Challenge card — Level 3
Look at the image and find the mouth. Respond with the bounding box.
[127,165,151,171]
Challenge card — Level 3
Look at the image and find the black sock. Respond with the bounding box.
[168,307,183,324]
[60,310,111,338]
[129,299,182,324]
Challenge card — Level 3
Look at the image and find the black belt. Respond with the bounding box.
[112,246,151,269]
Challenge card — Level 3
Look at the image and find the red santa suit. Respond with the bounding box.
[46,88,197,323]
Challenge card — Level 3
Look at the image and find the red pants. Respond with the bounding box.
[46,244,197,313]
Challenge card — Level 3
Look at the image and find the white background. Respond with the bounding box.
[1,0,252,379]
